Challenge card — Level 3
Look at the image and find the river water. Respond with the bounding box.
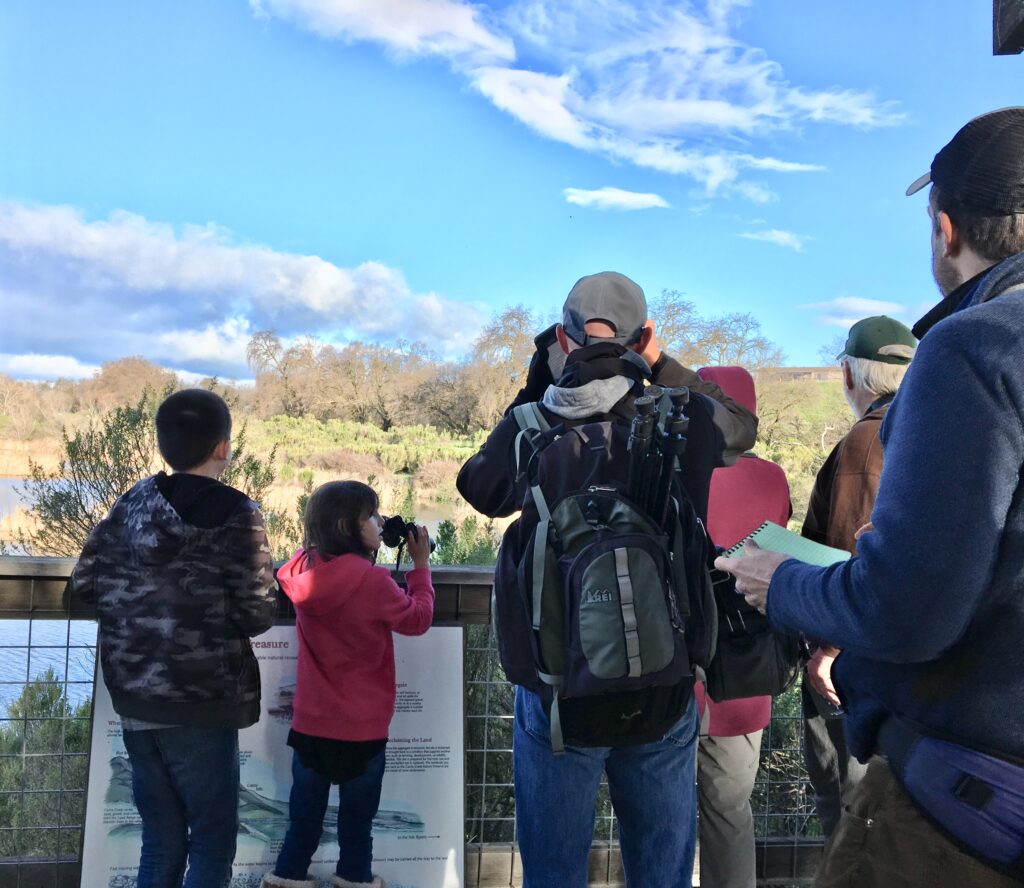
[0,476,27,520]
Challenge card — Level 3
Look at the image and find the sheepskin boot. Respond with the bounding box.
[331,875,386,888]
[259,874,317,888]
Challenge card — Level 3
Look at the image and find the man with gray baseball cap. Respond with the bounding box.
[717,108,1024,886]
[458,271,756,887]
[561,271,649,346]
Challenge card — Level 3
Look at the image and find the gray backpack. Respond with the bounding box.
[492,402,716,752]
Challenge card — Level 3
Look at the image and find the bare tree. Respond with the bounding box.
[83,357,178,413]
[469,305,540,427]
[647,291,706,368]
[247,331,321,417]
[696,312,786,369]
[0,375,46,439]
[817,334,847,366]
[415,365,480,435]
[650,291,784,370]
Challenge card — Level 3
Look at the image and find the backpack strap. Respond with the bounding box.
[512,402,552,435]
[511,403,555,631]
[538,672,566,754]
[512,404,569,752]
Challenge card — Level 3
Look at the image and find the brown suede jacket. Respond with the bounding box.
[801,397,892,556]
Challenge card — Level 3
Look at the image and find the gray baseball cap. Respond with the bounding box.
[562,271,647,346]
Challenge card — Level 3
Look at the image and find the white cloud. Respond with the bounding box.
[806,296,907,315]
[804,296,910,328]
[249,0,514,65]
[151,319,254,367]
[739,229,809,251]
[0,202,486,378]
[564,186,670,211]
[252,0,902,201]
[474,67,592,148]
[0,353,100,380]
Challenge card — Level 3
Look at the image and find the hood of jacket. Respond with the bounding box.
[542,342,650,420]
[277,548,376,616]
[117,476,212,567]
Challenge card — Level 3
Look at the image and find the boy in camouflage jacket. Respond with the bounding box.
[69,389,277,888]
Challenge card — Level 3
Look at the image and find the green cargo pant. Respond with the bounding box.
[815,757,1021,888]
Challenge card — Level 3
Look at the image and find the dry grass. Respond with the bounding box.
[0,440,61,476]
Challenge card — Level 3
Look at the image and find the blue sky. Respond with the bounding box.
[0,0,1020,381]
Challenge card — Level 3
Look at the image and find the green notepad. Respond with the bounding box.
[723,521,852,567]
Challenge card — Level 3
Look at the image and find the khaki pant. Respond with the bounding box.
[697,730,763,888]
[815,757,1023,888]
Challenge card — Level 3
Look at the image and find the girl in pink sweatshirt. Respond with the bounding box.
[261,481,435,888]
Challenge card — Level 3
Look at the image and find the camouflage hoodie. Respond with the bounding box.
[69,475,277,727]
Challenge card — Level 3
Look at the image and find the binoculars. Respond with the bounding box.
[381,515,436,553]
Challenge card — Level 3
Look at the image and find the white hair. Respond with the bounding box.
[843,355,910,397]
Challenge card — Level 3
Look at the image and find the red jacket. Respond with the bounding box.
[276,550,435,741]
[696,367,792,737]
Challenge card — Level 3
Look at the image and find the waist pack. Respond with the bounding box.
[878,715,1024,880]
[703,567,802,702]
[493,401,717,753]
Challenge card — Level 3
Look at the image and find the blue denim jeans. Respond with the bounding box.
[274,748,386,883]
[513,687,699,888]
[122,726,240,888]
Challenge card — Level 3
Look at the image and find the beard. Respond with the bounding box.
[932,248,964,296]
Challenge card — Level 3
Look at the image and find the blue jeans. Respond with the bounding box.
[274,748,386,883]
[123,726,239,888]
[513,688,699,888]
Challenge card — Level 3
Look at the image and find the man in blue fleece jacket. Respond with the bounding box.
[717,108,1024,887]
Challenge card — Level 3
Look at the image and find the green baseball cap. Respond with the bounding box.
[836,316,917,365]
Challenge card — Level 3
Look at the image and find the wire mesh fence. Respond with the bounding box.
[0,565,823,885]
[466,621,823,878]
[0,617,96,866]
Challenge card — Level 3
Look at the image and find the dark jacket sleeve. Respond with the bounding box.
[768,316,1023,661]
[66,520,108,606]
[652,354,758,465]
[456,413,523,518]
[224,504,278,637]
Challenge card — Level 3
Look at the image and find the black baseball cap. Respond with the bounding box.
[562,271,647,346]
[905,107,1024,215]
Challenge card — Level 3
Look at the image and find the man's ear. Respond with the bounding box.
[938,211,961,258]
[635,321,655,354]
[555,324,572,355]
[842,361,854,392]
[212,440,230,461]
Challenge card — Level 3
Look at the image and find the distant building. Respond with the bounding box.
[754,367,844,383]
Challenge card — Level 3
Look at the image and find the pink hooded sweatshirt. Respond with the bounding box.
[276,550,435,741]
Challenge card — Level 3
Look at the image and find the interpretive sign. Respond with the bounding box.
[82,626,464,888]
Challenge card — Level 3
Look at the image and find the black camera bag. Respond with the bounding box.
[703,567,802,701]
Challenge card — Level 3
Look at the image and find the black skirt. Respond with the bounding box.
[287,729,387,784]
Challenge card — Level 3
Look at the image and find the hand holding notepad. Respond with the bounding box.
[722,521,852,568]
[715,521,851,613]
